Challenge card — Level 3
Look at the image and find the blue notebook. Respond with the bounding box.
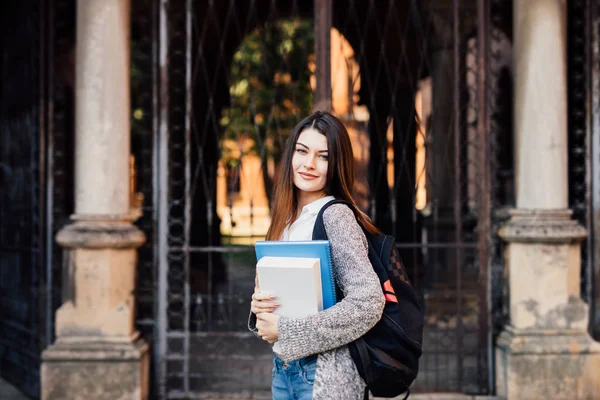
[254,240,337,310]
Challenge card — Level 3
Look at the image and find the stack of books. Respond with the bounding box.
[255,240,337,318]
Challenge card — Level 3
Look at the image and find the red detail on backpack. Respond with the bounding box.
[383,280,398,302]
[384,293,398,303]
[383,280,395,293]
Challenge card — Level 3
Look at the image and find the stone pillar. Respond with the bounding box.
[495,1,600,399]
[41,1,149,399]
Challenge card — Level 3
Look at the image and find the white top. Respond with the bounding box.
[281,195,336,241]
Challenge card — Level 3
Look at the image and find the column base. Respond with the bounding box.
[41,338,149,400]
[54,217,145,338]
[495,327,600,400]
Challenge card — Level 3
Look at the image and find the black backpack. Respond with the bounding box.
[312,200,424,400]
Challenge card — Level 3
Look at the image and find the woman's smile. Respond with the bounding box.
[298,171,319,180]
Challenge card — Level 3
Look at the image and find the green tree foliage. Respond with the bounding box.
[220,19,314,204]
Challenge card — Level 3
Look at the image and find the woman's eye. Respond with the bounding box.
[319,155,328,161]
[295,148,307,154]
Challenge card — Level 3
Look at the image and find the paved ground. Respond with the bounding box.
[0,378,27,400]
[0,377,501,400]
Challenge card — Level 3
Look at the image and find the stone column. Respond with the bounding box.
[41,1,149,399]
[495,1,600,399]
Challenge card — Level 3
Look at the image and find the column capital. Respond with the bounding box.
[56,216,146,249]
[498,208,587,244]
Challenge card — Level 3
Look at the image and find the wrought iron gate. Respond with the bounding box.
[569,0,600,340]
[7,1,600,398]
[0,0,73,397]
[0,3,44,395]
[129,0,514,397]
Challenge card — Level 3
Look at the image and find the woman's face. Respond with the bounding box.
[292,128,329,198]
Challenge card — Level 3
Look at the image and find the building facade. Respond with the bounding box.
[1,0,599,399]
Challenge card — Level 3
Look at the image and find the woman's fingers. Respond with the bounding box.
[252,300,278,309]
[250,299,279,314]
[252,291,275,302]
[251,291,278,313]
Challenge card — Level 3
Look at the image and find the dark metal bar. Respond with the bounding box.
[0,338,40,359]
[39,0,48,350]
[157,0,170,397]
[45,0,56,350]
[567,0,592,305]
[477,0,492,393]
[0,320,41,336]
[453,0,464,390]
[168,245,260,253]
[583,0,594,327]
[0,246,45,252]
[395,243,478,249]
[314,0,332,111]
[590,0,600,339]
[167,243,479,253]
[578,0,593,310]
[430,173,442,392]
[151,0,161,395]
[183,0,192,393]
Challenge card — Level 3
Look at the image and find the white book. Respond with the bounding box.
[256,256,323,318]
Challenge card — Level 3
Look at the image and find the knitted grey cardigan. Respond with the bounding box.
[249,204,385,399]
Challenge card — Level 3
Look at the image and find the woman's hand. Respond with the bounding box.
[250,274,279,314]
[251,273,280,343]
[256,312,281,344]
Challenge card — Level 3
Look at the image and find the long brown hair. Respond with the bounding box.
[266,111,378,240]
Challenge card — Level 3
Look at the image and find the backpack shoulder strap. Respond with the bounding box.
[312,199,355,240]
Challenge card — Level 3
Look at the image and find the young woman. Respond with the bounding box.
[248,111,385,399]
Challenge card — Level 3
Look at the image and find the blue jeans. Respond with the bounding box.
[272,353,317,400]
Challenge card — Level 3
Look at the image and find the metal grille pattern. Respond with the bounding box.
[592,0,600,340]
[131,0,159,340]
[568,0,592,305]
[580,0,600,338]
[488,0,513,339]
[0,1,74,397]
[140,0,507,397]
[0,2,43,396]
[45,0,76,351]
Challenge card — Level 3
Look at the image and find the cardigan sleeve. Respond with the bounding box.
[275,204,385,361]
